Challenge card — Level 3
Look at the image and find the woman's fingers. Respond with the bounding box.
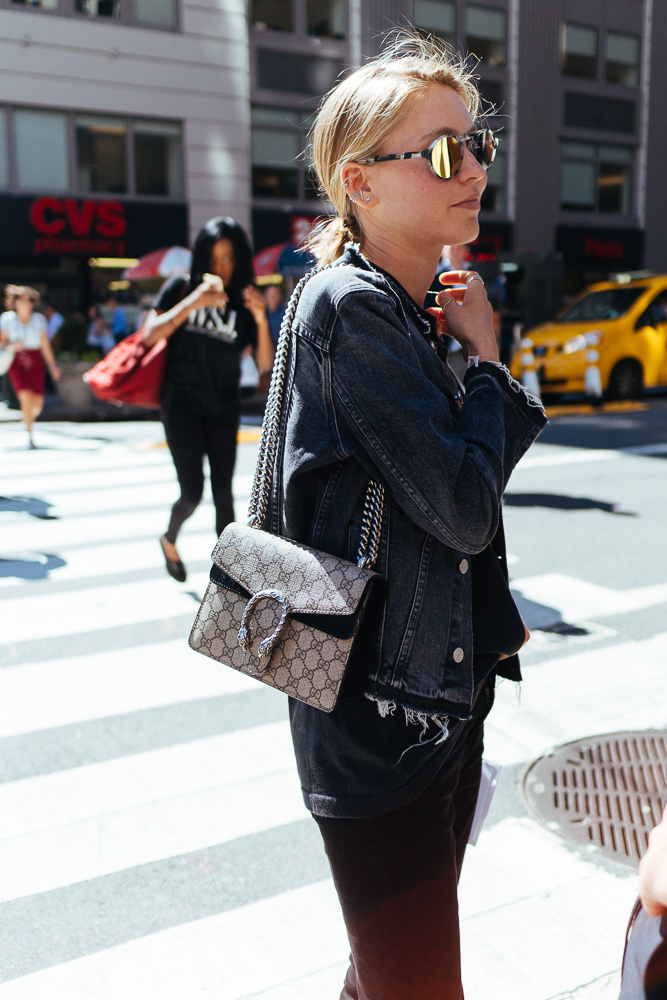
[436,288,466,307]
[438,269,484,287]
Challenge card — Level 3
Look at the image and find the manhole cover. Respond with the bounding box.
[523,731,667,869]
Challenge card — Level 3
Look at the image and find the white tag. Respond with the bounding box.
[468,758,502,846]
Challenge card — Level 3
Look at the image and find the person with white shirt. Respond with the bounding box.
[0,285,60,448]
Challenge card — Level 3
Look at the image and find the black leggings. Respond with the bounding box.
[162,398,238,543]
[314,681,494,1000]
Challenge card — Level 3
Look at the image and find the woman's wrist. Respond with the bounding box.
[466,353,501,368]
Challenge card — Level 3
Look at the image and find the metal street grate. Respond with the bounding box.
[523,731,667,869]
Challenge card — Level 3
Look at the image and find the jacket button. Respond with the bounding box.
[453,647,464,663]
[459,559,469,574]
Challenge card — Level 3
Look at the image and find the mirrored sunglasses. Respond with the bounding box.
[356,129,499,181]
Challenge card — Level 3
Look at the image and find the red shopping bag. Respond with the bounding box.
[83,329,167,408]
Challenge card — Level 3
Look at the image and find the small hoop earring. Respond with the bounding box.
[349,192,360,204]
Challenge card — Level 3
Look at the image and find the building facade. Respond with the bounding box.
[0,0,250,310]
[248,0,666,323]
[0,0,664,320]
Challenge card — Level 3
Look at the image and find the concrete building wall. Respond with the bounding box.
[0,0,251,241]
[643,0,667,271]
[514,0,562,255]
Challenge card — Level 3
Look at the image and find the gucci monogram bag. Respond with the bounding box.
[189,523,379,712]
[189,265,385,712]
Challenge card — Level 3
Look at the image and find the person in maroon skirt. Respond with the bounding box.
[1,285,60,448]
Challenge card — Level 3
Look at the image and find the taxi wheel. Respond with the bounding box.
[607,359,643,401]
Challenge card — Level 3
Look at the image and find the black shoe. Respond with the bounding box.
[160,535,186,583]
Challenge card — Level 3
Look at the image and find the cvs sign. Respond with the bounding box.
[29,197,127,255]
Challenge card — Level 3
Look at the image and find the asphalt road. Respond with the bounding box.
[1,399,666,999]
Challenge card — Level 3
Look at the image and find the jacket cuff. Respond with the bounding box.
[463,361,548,429]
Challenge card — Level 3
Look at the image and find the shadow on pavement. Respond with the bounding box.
[0,554,67,580]
[0,496,59,519]
[510,590,591,638]
[505,492,638,516]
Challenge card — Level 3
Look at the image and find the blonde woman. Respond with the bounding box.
[0,286,60,448]
[270,34,547,999]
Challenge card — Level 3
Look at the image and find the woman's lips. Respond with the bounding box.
[452,198,481,210]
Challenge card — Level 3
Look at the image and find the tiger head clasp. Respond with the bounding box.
[238,589,292,668]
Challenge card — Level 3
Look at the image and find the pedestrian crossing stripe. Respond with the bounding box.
[1,422,666,998]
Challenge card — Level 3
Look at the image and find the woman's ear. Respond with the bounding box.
[340,164,377,208]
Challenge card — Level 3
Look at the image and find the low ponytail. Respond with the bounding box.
[306,213,363,266]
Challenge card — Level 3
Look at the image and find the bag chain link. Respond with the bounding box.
[247,261,384,571]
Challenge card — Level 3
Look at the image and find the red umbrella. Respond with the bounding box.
[124,246,192,281]
[253,242,315,280]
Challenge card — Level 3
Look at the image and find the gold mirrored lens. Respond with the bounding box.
[430,130,497,178]
[431,136,461,179]
[483,130,497,167]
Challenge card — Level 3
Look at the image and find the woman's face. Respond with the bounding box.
[14,294,34,320]
[358,84,488,256]
[209,238,236,289]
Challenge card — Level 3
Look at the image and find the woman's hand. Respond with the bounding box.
[242,285,268,324]
[639,804,667,916]
[428,270,499,363]
[190,280,228,313]
[50,364,61,381]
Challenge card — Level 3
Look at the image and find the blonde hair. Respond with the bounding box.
[5,285,40,310]
[307,32,482,265]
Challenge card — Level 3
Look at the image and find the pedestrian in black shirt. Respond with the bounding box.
[144,217,275,582]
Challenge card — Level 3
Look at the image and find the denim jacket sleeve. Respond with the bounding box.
[326,285,547,554]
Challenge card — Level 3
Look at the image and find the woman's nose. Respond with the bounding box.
[458,145,487,184]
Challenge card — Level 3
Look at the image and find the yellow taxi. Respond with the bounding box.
[510,274,667,399]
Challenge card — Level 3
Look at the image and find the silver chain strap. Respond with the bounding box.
[247,261,385,571]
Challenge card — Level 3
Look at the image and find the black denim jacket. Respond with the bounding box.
[267,246,547,720]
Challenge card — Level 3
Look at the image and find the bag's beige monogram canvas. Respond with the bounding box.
[188,523,376,712]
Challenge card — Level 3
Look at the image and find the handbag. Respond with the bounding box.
[189,267,385,712]
[0,344,16,377]
[83,328,167,408]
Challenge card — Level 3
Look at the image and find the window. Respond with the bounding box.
[134,120,184,198]
[307,0,347,39]
[467,5,506,68]
[75,0,119,15]
[558,287,645,322]
[252,105,315,202]
[7,0,176,27]
[252,0,292,31]
[412,0,455,46]
[560,140,633,214]
[76,115,127,194]
[15,109,69,191]
[3,106,183,198]
[0,110,8,188]
[481,148,506,213]
[562,23,598,78]
[257,49,343,95]
[479,79,503,112]
[606,32,640,87]
[565,93,635,133]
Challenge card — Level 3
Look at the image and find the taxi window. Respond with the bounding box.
[558,287,646,322]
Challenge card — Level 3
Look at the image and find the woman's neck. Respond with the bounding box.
[15,307,32,324]
[359,235,440,307]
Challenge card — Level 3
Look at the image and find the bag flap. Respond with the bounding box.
[211,522,377,616]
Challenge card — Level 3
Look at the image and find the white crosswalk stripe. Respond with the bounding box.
[0,423,342,996]
[1,420,666,999]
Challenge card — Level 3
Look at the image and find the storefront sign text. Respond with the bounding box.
[29,197,127,256]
